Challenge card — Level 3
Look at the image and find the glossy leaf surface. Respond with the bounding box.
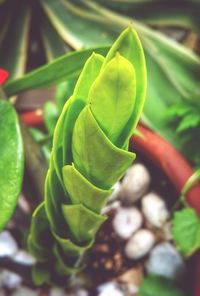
[0,100,24,230]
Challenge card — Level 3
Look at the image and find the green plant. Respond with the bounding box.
[139,274,184,296]
[172,168,200,255]
[2,0,200,167]
[0,100,23,231]
[28,27,146,285]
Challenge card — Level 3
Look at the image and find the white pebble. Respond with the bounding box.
[0,270,22,289]
[146,242,186,281]
[120,164,151,204]
[76,289,89,296]
[125,229,155,259]
[102,201,121,214]
[112,207,143,239]
[11,287,39,296]
[97,282,123,296]
[14,250,35,265]
[142,192,169,228]
[50,287,67,296]
[0,231,18,257]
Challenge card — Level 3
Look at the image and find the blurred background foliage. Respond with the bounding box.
[1,0,200,166]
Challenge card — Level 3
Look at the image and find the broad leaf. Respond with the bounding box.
[0,100,24,230]
[172,207,200,255]
[40,0,115,48]
[99,0,200,33]
[139,274,184,296]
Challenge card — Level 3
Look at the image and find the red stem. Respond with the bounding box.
[131,125,200,216]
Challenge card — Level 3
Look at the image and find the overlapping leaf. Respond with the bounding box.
[28,27,146,284]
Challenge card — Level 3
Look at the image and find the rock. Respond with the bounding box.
[146,242,186,281]
[97,282,123,296]
[102,200,121,214]
[0,289,6,296]
[0,231,18,257]
[49,287,67,296]
[118,267,143,287]
[120,164,151,204]
[142,192,169,228]
[112,207,143,239]
[0,270,22,289]
[14,250,35,265]
[108,182,121,202]
[76,289,89,296]
[125,229,155,260]
[11,287,39,296]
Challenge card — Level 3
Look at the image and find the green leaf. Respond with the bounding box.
[52,230,94,257]
[62,164,111,213]
[43,101,59,134]
[28,203,53,261]
[172,207,200,255]
[53,244,83,276]
[3,47,108,97]
[41,15,68,61]
[101,0,200,33]
[102,27,147,143]
[41,0,115,48]
[72,105,135,189]
[0,100,24,230]
[68,1,200,164]
[55,79,76,113]
[52,53,104,182]
[139,274,184,296]
[176,113,200,133]
[0,1,30,80]
[89,53,136,146]
[62,204,106,244]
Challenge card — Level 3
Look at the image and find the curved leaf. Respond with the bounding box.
[3,47,108,97]
[0,100,24,230]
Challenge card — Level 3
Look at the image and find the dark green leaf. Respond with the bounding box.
[0,100,24,230]
[0,1,30,80]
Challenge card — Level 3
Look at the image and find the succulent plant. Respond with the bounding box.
[28,27,146,285]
